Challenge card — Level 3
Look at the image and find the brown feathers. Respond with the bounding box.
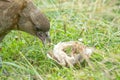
[0,0,50,43]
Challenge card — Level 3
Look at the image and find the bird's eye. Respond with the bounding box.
[36,27,40,31]
[45,34,48,37]
[35,26,42,31]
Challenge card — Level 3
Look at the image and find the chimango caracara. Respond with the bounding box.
[0,0,50,43]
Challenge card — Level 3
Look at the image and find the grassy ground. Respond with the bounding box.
[0,0,120,80]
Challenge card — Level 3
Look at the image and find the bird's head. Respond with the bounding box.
[18,1,50,44]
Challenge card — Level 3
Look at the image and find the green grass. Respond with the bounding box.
[0,0,120,80]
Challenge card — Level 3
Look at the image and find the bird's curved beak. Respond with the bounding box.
[37,32,51,44]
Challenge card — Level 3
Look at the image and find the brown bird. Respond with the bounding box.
[0,0,50,68]
[0,0,50,43]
